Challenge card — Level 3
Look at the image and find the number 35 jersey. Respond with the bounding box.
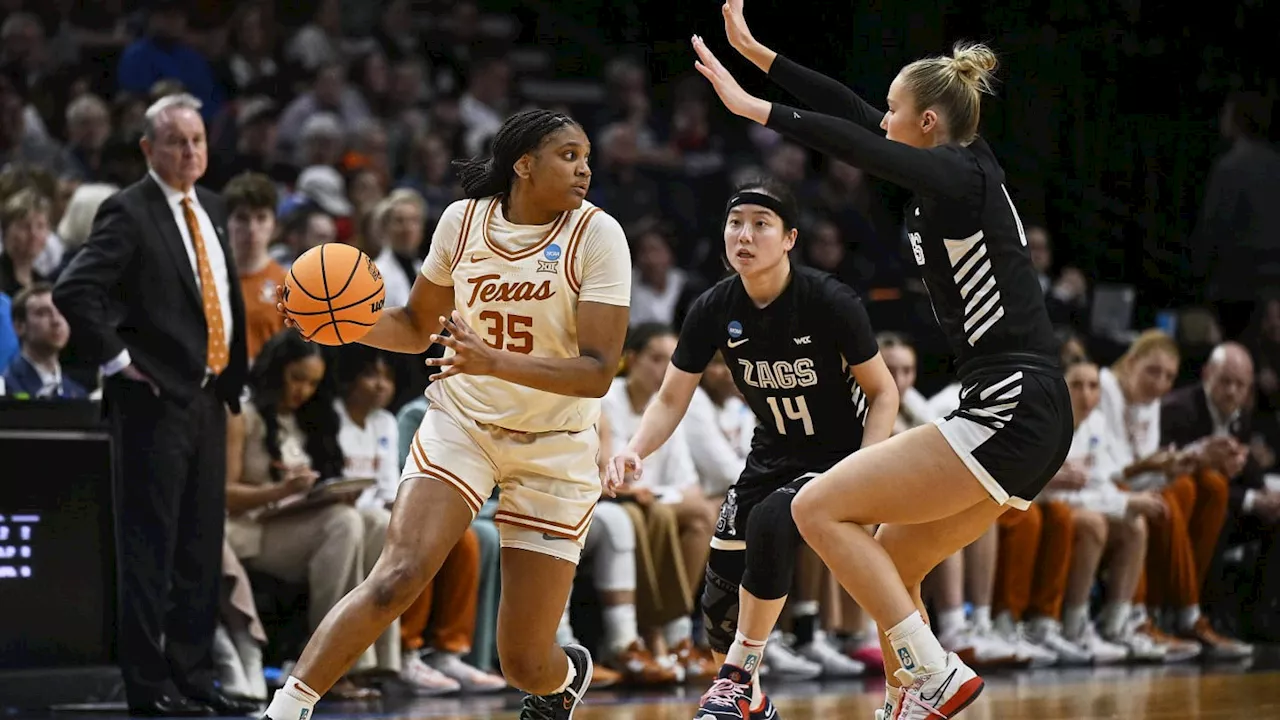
[672,265,880,473]
[420,196,632,434]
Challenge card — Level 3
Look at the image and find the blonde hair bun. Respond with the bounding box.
[949,42,998,95]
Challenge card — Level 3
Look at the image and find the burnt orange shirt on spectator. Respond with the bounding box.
[240,261,288,362]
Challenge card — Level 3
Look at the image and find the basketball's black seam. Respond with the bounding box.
[288,266,327,302]
[333,250,362,299]
[301,318,378,342]
[318,244,345,345]
[277,286,385,316]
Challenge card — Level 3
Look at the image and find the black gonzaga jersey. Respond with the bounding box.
[762,55,1059,370]
[671,265,880,472]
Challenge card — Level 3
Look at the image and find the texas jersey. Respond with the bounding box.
[420,196,631,433]
[671,265,880,473]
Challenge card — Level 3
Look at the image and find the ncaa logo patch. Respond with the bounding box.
[897,647,916,670]
[538,243,562,273]
[727,321,743,338]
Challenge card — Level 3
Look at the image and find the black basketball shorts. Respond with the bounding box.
[933,365,1073,509]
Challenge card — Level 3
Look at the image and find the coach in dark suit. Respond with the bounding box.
[54,93,257,717]
[1161,342,1280,640]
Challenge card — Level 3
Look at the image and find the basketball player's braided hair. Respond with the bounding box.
[453,109,581,198]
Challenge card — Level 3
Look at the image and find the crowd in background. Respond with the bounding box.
[1,0,1278,705]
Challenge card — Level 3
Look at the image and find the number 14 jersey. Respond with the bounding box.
[672,265,880,473]
[421,196,632,434]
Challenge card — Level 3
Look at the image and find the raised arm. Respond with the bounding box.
[692,35,975,198]
[720,0,883,130]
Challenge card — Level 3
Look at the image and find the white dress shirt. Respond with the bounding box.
[103,171,233,376]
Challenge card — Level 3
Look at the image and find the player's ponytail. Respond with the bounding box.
[949,42,998,96]
[900,41,999,145]
[452,108,581,199]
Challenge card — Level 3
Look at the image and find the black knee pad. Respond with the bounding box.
[741,488,803,601]
[702,549,746,654]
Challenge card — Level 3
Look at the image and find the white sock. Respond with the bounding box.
[664,615,694,648]
[936,606,966,638]
[725,631,768,676]
[265,676,319,720]
[971,605,992,631]
[603,604,639,655]
[1062,605,1090,640]
[1178,606,1201,632]
[549,654,578,695]
[884,683,903,708]
[750,672,766,712]
[1100,602,1131,638]
[885,611,946,673]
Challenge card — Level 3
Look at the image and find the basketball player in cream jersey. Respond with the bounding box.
[265,110,631,720]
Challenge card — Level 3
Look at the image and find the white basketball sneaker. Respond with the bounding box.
[892,652,984,720]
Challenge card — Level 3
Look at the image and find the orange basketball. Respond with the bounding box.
[282,243,386,346]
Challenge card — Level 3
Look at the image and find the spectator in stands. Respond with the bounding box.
[588,122,662,229]
[398,132,457,229]
[117,3,221,120]
[369,0,419,63]
[0,291,16,372]
[1192,91,1280,340]
[1035,355,1165,662]
[801,218,864,291]
[0,188,51,295]
[1,12,59,137]
[1162,342,1280,641]
[291,165,353,239]
[285,0,345,74]
[270,206,336,270]
[372,188,426,309]
[0,66,76,176]
[1026,226,1089,328]
[63,94,112,181]
[603,323,717,681]
[51,182,116,277]
[205,97,280,191]
[629,228,704,328]
[346,166,387,225]
[343,117,391,183]
[225,333,392,701]
[215,2,281,98]
[1097,330,1247,659]
[54,92,254,716]
[278,64,372,158]
[459,56,512,157]
[2,282,83,399]
[224,173,285,362]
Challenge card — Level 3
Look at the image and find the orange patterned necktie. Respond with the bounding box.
[180,197,229,375]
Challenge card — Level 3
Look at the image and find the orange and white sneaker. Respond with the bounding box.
[892,652,984,720]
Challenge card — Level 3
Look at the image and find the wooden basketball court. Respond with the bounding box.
[289,655,1279,720]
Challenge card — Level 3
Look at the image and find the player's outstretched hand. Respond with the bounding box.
[275,284,305,338]
[691,34,770,124]
[426,311,497,381]
[604,451,643,498]
[722,0,757,55]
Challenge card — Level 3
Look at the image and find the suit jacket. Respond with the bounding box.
[1160,383,1262,512]
[54,174,247,411]
[2,354,88,399]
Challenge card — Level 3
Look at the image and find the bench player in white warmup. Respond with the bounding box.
[264,109,632,720]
